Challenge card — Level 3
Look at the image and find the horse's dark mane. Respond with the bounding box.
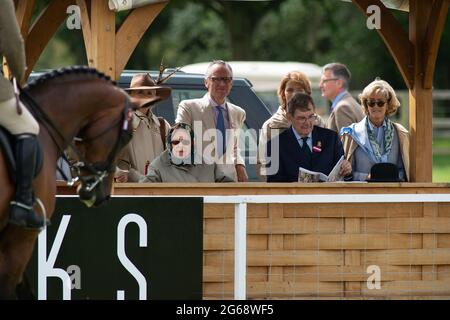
[25,66,117,91]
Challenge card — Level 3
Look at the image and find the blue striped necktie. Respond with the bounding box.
[216,106,226,157]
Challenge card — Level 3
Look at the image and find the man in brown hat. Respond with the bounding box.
[115,73,171,182]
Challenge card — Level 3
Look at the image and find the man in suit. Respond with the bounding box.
[267,92,352,183]
[175,60,248,182]
[320,63,364,133]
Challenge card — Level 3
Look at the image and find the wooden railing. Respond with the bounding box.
[58,182,450,299]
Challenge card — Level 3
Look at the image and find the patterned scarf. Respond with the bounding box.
[366,117,394,162]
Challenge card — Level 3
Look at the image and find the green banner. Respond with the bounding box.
[26,197,203,300]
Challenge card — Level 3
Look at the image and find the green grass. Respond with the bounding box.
[433,153,450,183]
[432,138,450,182]
[433,138,450,149]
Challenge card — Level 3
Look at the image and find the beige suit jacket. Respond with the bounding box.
[117,110,170,182]
[326,92,365,133]
[175,94,246,180]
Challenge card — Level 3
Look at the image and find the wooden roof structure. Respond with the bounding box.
[351,0,449,183]
[6,0,450,182]
[11,0,169,80]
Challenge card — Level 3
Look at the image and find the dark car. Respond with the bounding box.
[30,69,272,181]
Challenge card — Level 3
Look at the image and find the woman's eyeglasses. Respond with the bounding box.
[171,139,190,146]
[366,100,387,108]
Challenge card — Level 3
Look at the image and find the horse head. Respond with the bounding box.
[71,95,134,207]
[24,66,137,208]
[0,67,137,300]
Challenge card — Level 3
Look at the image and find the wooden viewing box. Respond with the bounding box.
[59,182,450,299]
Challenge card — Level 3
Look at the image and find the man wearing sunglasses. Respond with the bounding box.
[320,63,364,133]
[175,60,248,182]
[267,92,352,182]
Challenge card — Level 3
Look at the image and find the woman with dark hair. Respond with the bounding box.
[341,79,409,181]
[139,123,234,182]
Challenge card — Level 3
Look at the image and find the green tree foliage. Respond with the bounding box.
[253,0,407,89]
[32,0,449,90]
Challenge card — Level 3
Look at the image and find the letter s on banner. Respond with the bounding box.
[117,213,148,300]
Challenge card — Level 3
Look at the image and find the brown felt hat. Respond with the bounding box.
[125,73,171,108]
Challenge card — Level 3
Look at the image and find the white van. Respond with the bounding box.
[181,61,328,115]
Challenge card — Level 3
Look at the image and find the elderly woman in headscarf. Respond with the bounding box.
[340,78,409,181]
[257,71,325,179]
[139,123,234,182]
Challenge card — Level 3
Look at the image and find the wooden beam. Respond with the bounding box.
[115,2,168,79]
[25,0,75,79]
[409,0,434,182]
[90,0,115,77]
[76,0,92,65]
[423,0,449,89]
[15,0,36,39]
[351,0,414,88]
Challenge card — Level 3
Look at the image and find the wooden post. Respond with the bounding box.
[90,0,116,78]
[409,0,434,182]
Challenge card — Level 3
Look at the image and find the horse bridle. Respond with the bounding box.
[19,84,133,192]
[69,97,133,192]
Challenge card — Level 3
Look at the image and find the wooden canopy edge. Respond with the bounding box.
[115,2,169,79]
[76,0,92,64]
[351,0,414,89]
[24,0,76,79]
[15,0,36,39]
[423,0,449,89]
[15,0,170,80]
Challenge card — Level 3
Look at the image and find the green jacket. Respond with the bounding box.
[0,0,26,101]
[140,149,235,183]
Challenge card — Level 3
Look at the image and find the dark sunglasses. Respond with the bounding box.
[171,139,190,146]
[209,76,232,84]
[366,100,387,108]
